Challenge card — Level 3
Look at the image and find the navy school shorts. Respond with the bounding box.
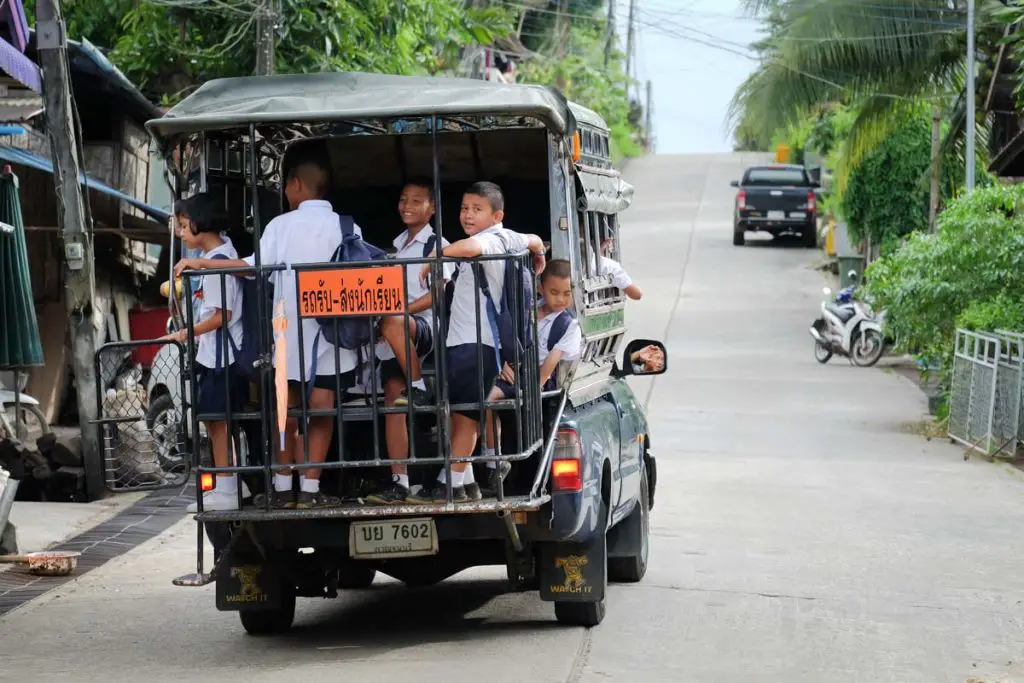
[445,343,499,421]
[194,363,248,418]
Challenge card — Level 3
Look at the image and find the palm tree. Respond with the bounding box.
[728,0,1004,193]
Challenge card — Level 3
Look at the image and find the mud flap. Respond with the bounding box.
[538,531,607,603]
[215,555,281,612]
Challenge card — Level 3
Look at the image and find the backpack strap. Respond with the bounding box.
[423,234,437,258]
[547,310,574,353]
[207,253,240,373]
[338,214,355,238]
[471,263,503,371]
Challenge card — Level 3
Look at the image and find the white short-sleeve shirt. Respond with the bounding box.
[537,310,582,365]
[598,256,633,290]
[375,224,454,362]
[242,200,364,381]
[447,223,531,348]
[195,238,244,370]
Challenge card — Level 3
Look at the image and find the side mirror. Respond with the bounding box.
[619,339,667,377]
[730,180,739,187]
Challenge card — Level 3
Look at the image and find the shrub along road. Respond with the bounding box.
[1,153,1023,683]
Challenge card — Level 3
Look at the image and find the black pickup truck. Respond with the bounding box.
[730,164,819,248]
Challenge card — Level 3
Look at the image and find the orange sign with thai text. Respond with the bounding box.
[297,265,407,318]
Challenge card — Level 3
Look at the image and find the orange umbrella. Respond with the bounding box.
[272,299,288,452]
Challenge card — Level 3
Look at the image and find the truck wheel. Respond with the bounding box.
[555,599,606,628]
[802,225,817,248]
[337,564,377,589]
[732,225,745,246]
[239,584,296,636]
[608,468,649,583]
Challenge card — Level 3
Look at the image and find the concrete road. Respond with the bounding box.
[3,153,1024,683]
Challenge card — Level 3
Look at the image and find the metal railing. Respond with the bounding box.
[948,328,1024,458]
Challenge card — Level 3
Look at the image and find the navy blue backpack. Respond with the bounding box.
[313,215,389,350]
[447,253,537,368]
[207,253,271,383]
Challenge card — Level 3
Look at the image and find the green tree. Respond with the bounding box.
[728,0,1004,191]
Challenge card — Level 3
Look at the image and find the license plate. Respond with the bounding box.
[767,210,785,219]
[349,517,438,559]
[790,211,806,218]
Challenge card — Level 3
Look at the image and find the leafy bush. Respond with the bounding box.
[864,183,1024,370]
[841,114,933,249]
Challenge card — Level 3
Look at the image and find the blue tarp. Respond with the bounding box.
[0,144,170,223]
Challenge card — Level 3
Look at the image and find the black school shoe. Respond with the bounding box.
[392,386,433,408]
[365,481,411,505]
[252,489,295,509]
[295,490,343,509]
[464,481,482,502]
[407,480,468,504]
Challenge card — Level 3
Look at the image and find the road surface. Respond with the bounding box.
[3,153,1024,683]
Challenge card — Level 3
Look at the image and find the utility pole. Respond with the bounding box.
[604,0,615,68]
[966,0,976,190]
[928,103,942,232]
[645,79,653,151]
[255,0,278,76]
[625,0,637,83]
[35,0,102,499]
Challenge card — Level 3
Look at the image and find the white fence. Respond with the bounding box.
[948,329,1024,458]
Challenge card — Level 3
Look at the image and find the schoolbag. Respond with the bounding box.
[313,215,389,350]
[206,253,271,383]
[447,245,536,368]
[546,310,574,352]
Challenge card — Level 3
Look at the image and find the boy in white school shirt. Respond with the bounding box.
[366,178,456,504]
[175,156,356,509]
[409,181,546,504]
[482,258,581,492]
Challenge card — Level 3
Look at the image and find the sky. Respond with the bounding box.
[616,0,765,154]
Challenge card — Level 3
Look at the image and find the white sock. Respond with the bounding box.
[438,469,465,487]
[463,465,476,485]
[412,378,426,391]
[394,473,409,489]
[273,473,292,492]
[484,447,497,469]
[299,475,320,493]
[215,475,237,494]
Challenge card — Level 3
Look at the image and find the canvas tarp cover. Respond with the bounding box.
[146,72,603,140]
[0,170,42,368]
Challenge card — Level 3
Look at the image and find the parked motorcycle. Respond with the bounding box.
[808,279,887,367]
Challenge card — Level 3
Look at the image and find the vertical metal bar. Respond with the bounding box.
[333,318,344,476]
[429,114,452,500]
[217,273,239,508]
[402,272,415,463]
[247,123,272,509]
[295,273,309,479]
[369,315,381,468]
[184,275,201,512]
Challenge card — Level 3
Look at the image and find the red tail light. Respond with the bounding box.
[552,428,583,492]
[200,472,215,492]
[807,191,816,212]
[736,190,747,210]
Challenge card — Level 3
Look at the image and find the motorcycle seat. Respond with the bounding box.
[825,303,855,323]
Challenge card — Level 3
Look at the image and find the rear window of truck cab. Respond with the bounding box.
[743,168,807,186]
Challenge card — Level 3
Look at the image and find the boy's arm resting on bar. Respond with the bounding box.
[539,349,564,386]
[408,292,433,315]
[173,257,249,278]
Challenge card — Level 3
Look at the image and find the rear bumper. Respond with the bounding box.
[737,215,815,231]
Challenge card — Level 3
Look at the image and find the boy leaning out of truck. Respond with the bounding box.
[411,181,546,503]
[162,193,248,512]
[483,258,581,490]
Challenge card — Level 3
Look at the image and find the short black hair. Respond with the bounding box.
[286,157,331,198]
[464,181,504,212]
[404,176,435,202]
[541,259,572,283]
[173,192,226,234]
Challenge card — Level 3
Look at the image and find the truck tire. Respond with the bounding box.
[608,468,649,583]
[337,564,377,589]
[239,584,296,636]
[733,224,745,246]
[802,225,817,248]
[555,598,606,628]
